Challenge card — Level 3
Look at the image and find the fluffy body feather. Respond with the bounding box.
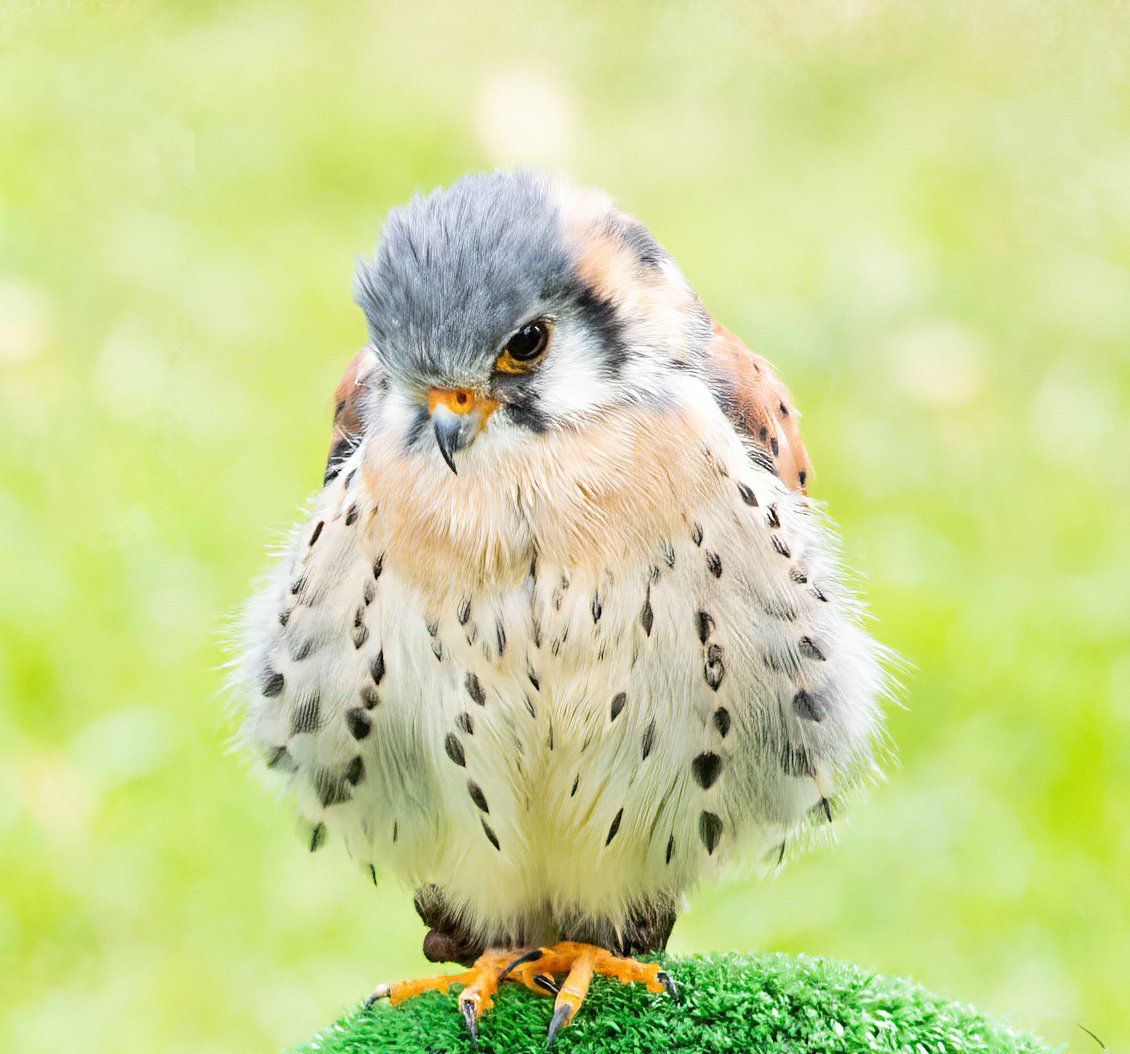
[236,171,887,955]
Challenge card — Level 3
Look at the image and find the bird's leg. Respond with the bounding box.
[545,944,598,1044]
[368,942,676,1047]
[366,948,548,1046]
[504,941,676,1046]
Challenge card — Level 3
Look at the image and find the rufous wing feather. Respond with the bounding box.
[702,322,812,493]
[324,346,379,484]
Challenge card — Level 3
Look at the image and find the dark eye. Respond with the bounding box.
[497,319,551,373]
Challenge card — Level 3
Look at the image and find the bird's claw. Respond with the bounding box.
[364,982,391,1009]
[498,946,543,983]
[656,969,680,1003]
[546,1002,573,1048]
[459,996,479,1048]
[368,943,675,1045]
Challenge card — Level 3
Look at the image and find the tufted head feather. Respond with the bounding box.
[352,171,712,440]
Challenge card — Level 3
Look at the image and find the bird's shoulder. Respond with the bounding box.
[324,345,381,485]
[701,321,812,493]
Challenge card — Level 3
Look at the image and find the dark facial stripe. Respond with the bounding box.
[502,398,552,434]
[402,406,430,452]
[573,284,628,379]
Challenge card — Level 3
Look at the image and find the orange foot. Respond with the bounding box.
[366,941,678,1047]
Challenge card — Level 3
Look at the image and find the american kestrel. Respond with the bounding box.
[237,171,887,1044]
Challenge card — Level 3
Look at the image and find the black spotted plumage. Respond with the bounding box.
[346,708,372,740]
[239,170,888,1009]
[699,812,723,854]
[444,733,465,767]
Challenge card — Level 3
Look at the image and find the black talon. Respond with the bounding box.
[498,947,543,983]
[460,998,479,1048]
[363,982,391,1009]
[533,973,560,995]
[657,969,681,1003]
[546,1003,573,1048]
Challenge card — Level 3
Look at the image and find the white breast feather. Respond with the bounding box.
[235,379,889,948]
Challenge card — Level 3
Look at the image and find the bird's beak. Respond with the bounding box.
[427,388,498,474]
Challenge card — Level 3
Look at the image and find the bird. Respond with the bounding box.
[235,170,889,1045]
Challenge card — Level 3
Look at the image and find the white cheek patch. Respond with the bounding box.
[535,323,693,422]
[532,327,623,422]
[378,388,427,446]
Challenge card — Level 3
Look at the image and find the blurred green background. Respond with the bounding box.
[2,2,1128,1051]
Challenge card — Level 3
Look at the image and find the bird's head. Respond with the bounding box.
[352,171,711,474]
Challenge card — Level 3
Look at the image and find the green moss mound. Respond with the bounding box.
[290,953,1053,1053]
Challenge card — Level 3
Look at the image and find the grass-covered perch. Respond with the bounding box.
[290,953,1053,1053]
